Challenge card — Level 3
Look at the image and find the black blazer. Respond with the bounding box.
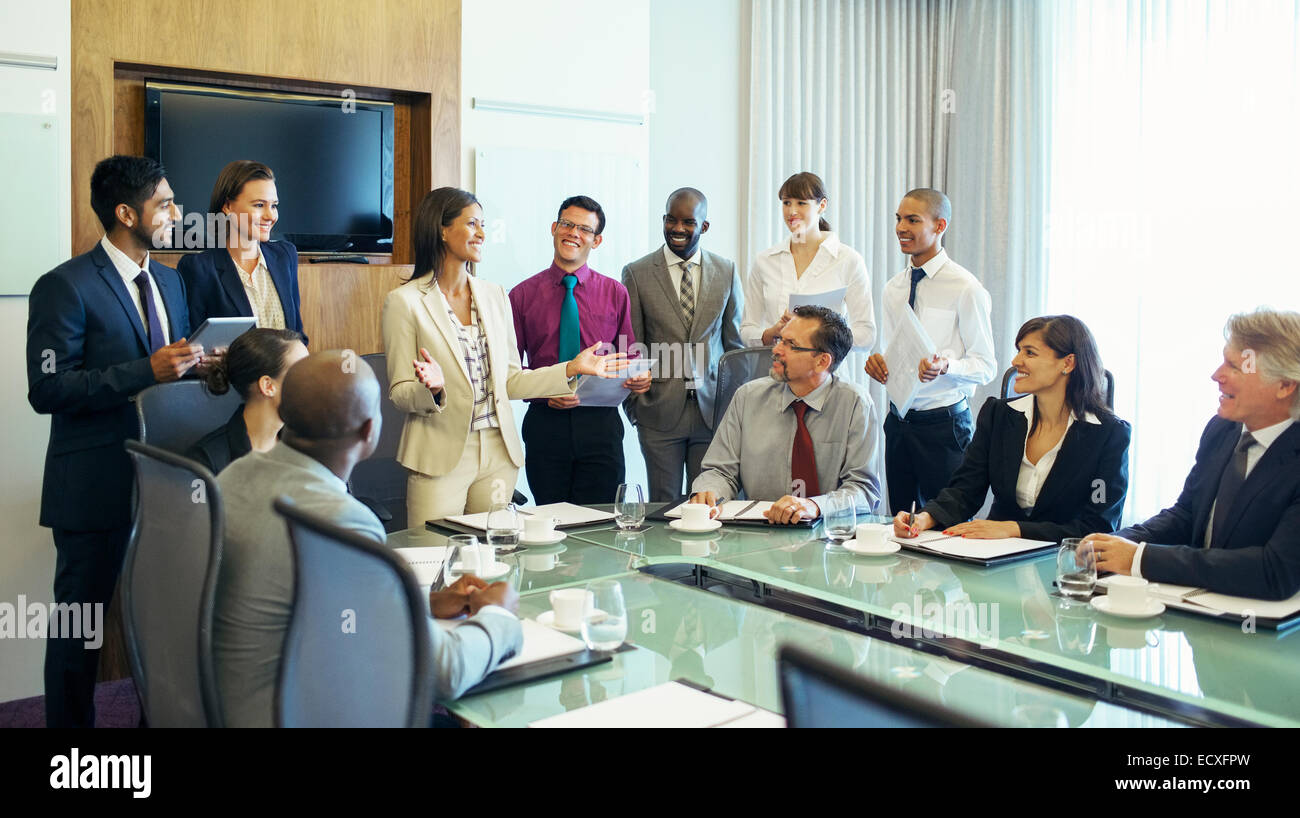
[27,243,191,530]
[923,396,1131,542]
[1118,417,1300,600]
[185,405,253,474]
[175,240,306,342]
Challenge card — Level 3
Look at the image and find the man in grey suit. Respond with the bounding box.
[623,188,744,501]
[214,350,522,727]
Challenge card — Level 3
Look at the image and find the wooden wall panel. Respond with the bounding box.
[72,0,460,358]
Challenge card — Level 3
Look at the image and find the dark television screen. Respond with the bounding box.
[145,82,394,253]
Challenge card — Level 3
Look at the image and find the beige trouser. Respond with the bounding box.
[406,428,519,528]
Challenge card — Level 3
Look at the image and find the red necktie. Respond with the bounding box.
[791,400,820,498]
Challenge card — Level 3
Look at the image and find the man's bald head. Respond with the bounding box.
[666,187,707,219]
[279,351,381,442]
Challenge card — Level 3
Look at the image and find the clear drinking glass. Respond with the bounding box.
[823,490,857,543]
[486,502,521,553]
[614,483,646,530]
[580,579,628,651]
[1056,538,1097,600]
[444,534,479,585]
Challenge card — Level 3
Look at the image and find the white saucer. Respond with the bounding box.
[520,530,567,546]
[1089,596,1165,619]
[841,538,901,556]
[451,560,510,580]
[669,518,722,533]
[536,609,605,633]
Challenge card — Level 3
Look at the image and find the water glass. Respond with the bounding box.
[486,502,521,552]
[580,579,628,651]
[1056,538,1097,600]
[614,483,646,530]
[823,490,857,543]
[444,534,479,585]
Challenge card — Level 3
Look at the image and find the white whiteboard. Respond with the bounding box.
[0,113,61,294]
[474,146,651,499]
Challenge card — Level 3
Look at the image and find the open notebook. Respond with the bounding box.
[528,681,785,728]
[439,502,615,532]
[879,525,1056,565]
[1097,576,1300,629]
[435,617,614,694]
[655,500,816,528]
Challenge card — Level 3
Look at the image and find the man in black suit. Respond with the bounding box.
[27,155,202,726]
[1088,309,1300,600]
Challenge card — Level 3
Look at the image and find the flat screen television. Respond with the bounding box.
[144,80,394,253]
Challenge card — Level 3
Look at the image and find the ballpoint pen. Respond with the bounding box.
[909,501,917,535]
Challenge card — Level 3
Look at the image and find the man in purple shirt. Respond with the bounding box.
[509,196,648,505]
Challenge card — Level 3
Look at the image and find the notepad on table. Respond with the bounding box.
[665,499,773,522]
[888,530,1055,562]
[396,546,448,585]
[442,502,615,531]
[528,681,785,728]
[1097,576,1300,622]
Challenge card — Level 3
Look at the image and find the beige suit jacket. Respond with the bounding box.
[381,275,573,477]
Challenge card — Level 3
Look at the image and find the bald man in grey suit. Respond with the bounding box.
[623,189,744,501]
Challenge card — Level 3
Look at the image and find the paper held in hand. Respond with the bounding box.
[882,306,936,417]
[572,358,656,408]
[788,287,847,312]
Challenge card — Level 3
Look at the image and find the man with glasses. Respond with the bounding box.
[622,187,744,502]
[510,196,649,505]
[689,305,881,524]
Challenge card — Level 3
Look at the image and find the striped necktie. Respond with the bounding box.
[679,260,697,327]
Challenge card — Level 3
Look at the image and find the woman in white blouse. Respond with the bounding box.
[381,187,624,525]
[740,172,876,353]
[893,315,1131,542]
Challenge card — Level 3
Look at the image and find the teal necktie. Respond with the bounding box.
[559,274,580,361]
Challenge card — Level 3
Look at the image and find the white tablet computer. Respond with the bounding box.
[188,317,256,350]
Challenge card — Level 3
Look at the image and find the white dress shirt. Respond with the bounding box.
[1133,417,1296,577]
[878,248,995,411]
[1007,395,1101,510]
[661,244,701,306]
[100,235,172,345]
[740,232,876,352]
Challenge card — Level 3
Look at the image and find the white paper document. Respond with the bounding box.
[443,502,616,530]
[883,306,936,416]
[434,617,587,670]
[572,358,656,408]
[395,546,448,585]
[528,681,781,728]
[788,287,847,312]
[888,530,1054,561]
[1097,576,1300,620]
[665,499,773,522]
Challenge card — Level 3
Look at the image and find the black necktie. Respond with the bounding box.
[134,271,166,354]
[908,267,926,309]
[1210,432,1256,547]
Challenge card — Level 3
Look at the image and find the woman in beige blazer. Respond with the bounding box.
[383,187,621,525]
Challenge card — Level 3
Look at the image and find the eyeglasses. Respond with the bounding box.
[556,218,598,237]
[773,336,823,354]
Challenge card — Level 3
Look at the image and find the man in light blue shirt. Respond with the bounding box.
[690,306,881,524]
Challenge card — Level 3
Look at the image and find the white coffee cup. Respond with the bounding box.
[459,545,481,572]
[522,552,558,572]
[680,503,713,529]
[854,523,888,549]
[524,515,557,541]
[549,588,593,630]
[1106,576,1149,611]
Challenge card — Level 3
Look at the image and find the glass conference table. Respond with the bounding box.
[393,524,1182,728]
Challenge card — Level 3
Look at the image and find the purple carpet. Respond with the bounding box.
[0,678,141,728]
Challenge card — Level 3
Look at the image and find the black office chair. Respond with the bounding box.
[273,497,434,727]
[1000,366,1115,410]
[778,644,992,728]
[714,346,776,429]
[121,441,225,727]
[136,380,243,454]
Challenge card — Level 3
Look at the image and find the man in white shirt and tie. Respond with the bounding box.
[865,189,996,515]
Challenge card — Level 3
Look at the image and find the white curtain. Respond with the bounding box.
[747,0,1054,506]
[1044,0,1300,521]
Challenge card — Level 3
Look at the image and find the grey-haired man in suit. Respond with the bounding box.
[622,188,744,502]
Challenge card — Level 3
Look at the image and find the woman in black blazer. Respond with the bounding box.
[894,315,1130,542]
[186,328,307,474]
[176,160,307,342]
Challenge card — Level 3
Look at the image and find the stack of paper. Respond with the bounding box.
[434,617,587,671]
[528,681,785,728]
[443,502,616,531]
[888,530,1054,561]
[665,499,773,522]
[396,546,448,585]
